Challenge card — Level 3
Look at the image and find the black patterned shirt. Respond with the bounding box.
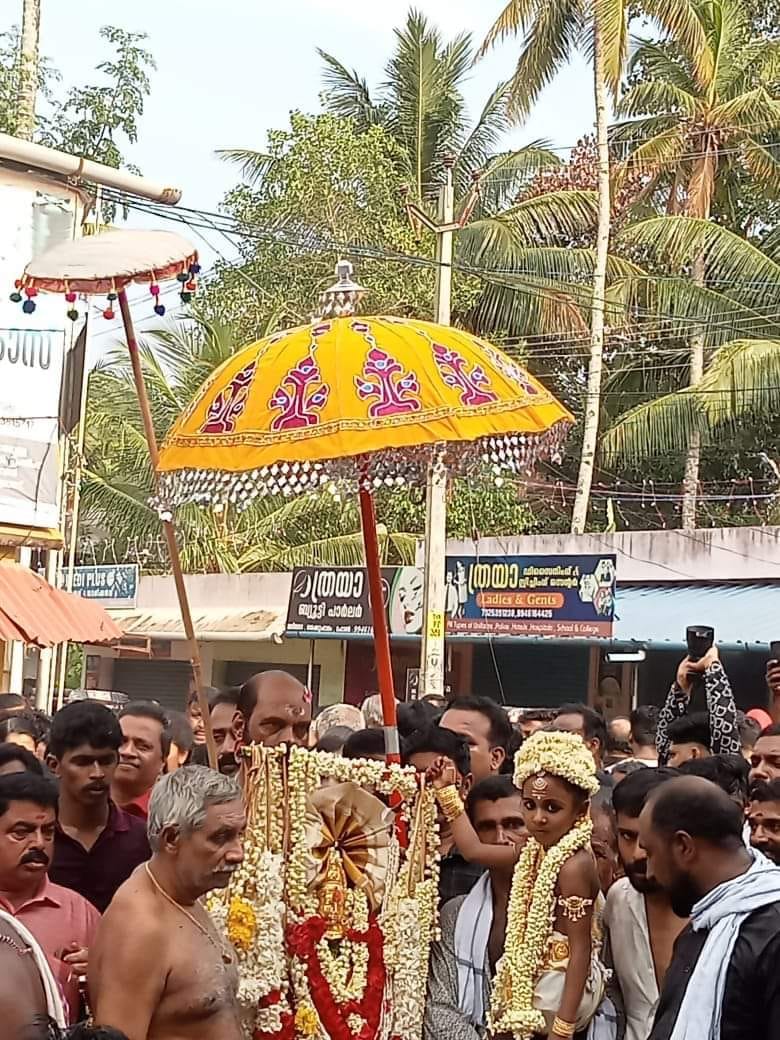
[656,661,741,765]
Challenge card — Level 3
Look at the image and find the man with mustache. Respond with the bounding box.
[0,771,99,1024]
[48,701,150,913]
[113,702,170,820]
[747,779,780,865]
[604,768,686,1040]
[641,776,780,1040]
[206,688,244,776]
[90,766,245,1040]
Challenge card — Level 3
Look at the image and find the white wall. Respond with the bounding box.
[441,526,780,582]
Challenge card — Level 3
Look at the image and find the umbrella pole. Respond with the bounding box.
[358,485,399,763]
[118,289,218,770]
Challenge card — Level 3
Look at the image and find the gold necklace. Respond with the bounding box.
[145,863,232,965]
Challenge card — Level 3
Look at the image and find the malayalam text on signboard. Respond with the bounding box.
[444,555,616,638]
[286,558,615,639]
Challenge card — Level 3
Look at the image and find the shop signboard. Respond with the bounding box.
[286,556,616,639]
[444,554,617,638]
[0,181,74,531]
[286,566,425,637]
[67,564,139,608]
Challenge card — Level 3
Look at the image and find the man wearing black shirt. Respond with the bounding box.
[640,775,780,1040]
[403,725,481,905]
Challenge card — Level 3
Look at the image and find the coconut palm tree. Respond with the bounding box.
[602,218,780,471]
[479,0,632,534]
[80,318,416,573]
[609,0,780,525]
[319,8,553,204]
[16,0,40,139]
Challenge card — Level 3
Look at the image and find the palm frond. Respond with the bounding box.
[459,188,599,266]
[215,149,276,187]
[478,0,534,59]
[710,87,780,137]
[697,338,780,427]
[600,386,705,466]
[594,0,629,98]
[620,216,780,310]
[740,141,780,201]
[641,0,713,89]
[504,0,582,120]
[454,79,513,190]
[318,49,381,129]
[616,80,697,121]
[467,144,560,216]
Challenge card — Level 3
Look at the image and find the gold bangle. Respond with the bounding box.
[552,1017,577,1037]
[435,784,465,822]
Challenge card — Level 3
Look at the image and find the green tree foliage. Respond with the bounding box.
[0,24,154,171]
[201,111,463,342]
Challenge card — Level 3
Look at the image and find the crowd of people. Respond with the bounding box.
[0,649,779,1039]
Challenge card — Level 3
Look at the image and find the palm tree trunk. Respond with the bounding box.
[16,0,41,141]
[571,25,610,535]
[681,251,705,529]
[680,146,715,530]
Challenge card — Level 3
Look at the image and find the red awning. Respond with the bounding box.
[0,563,122,648]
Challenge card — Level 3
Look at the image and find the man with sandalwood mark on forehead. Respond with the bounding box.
[238,670,312,748]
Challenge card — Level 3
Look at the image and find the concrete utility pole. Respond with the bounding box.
[405,162,480,700]
[17,0,41,141]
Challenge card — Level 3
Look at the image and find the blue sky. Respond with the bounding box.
[34,0,594,213]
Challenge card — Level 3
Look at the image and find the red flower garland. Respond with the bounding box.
[254,988,295,1040]
[287,915,386,1040]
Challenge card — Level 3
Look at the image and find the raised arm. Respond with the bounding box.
[426,758,519,871]
[656,657,692,765]
[702,655,740,757]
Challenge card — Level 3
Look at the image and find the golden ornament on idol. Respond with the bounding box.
[207,744,438,1040]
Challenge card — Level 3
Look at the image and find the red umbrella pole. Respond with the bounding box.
[358,485,399,763]
[118,289,218,770]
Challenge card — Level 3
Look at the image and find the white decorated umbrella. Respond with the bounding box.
[15,230,217,767]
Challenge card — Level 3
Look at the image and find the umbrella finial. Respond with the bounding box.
[319,259,366,318]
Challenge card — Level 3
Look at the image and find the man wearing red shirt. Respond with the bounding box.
[0,771,99,1023]
[112,702,169,820]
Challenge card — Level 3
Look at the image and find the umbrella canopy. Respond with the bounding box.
[20,229,198,295]
[157,316,572,506]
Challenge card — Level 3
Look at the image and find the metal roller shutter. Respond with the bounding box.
[471,643,589,708]
[112,660,193,714]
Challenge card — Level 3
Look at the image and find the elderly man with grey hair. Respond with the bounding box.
[89,766,245,1040]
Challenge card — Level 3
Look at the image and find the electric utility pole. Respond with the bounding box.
[405,161,480,700]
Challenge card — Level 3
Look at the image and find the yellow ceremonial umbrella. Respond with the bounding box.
[157,264,573,760]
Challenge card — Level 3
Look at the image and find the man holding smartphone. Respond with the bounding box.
[656,644,741,766]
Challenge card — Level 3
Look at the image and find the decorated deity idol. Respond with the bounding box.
[428,730,608,1040]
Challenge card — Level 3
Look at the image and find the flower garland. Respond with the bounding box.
[207,856,293,1040]
[210,744,439,1040]
[513,731,600,796]
[382,780,440,1040]
[489,815,594,1040]
[288,914,386,1040]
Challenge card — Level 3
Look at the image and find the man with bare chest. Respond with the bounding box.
[89,766,245,1040]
